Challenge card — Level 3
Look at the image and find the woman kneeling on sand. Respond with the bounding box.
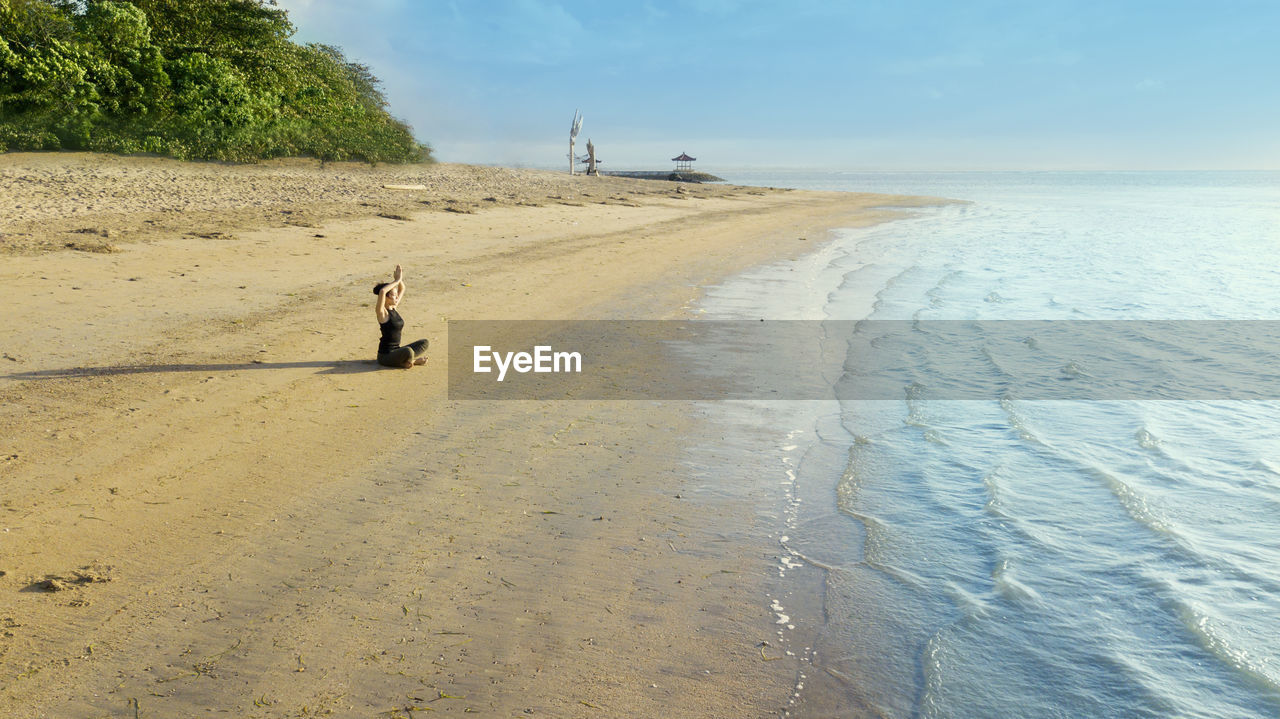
[374,264,429,368]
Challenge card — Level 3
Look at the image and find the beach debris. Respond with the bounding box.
[187,230,234,240]
[383,184,429,191]
[378,212,411,221]
[64,239,120,253]
[41,578,71,592]
[71,226,112,238]
[34,562,115,592]
[443,206,475,214]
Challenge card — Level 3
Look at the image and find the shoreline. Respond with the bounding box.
[0,154,942,717]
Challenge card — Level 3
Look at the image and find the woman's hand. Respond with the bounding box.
[392,263,407,300]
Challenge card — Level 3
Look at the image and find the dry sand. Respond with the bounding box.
[0,153,937,717]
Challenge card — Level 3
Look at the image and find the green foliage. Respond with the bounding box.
[0,0,430,163]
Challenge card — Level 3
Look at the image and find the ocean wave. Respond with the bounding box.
[980,467,1009,518]
[943,580,991,617]
[998,396,1044,444]
[979,343,1020,383]
[1060,360,1091,378]
[1134,427,1163,450]
[832,478,931,592]
[1174,599,1280,696]
[990,557,1043,605]
[1254,458,1280,477]
[863,264,933,319]
[1092,465,1176,536]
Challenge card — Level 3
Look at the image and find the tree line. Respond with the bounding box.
[0,0,430,163]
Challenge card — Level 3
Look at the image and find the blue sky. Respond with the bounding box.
[275,1,1279,170]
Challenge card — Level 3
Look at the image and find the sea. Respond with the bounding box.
[698,171,1280,718]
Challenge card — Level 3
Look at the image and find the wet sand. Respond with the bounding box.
[0,153,936,717]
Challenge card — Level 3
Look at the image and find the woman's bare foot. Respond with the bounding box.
[413,357,428,365]
[401,358,414,369]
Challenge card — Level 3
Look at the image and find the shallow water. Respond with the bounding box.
[702,171,1280,718]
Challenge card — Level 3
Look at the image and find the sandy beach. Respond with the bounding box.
[0,153,935,717]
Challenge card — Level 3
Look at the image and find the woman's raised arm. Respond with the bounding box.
[375,281,395,323]
[394,264,407,300]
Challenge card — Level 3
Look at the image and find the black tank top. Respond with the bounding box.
[378,308,404,355]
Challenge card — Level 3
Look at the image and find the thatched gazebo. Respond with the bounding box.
[671,152,696,172]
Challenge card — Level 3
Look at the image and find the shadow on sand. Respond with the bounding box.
[3,359,383,380]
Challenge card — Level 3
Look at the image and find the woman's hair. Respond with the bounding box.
[373,282,390,295]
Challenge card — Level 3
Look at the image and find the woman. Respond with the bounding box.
[373,264,429,368]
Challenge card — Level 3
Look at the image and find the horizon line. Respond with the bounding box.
[465,163,1280,174]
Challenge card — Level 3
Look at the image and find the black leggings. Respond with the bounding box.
[377,339,429,367]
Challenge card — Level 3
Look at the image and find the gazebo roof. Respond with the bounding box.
[671,153,696,162]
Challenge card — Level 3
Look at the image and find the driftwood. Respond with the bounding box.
[586,139,598,176]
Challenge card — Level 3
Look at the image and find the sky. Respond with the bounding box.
[273,0,1280,170]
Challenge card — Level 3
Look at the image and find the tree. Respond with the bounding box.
[0,0,429,162]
